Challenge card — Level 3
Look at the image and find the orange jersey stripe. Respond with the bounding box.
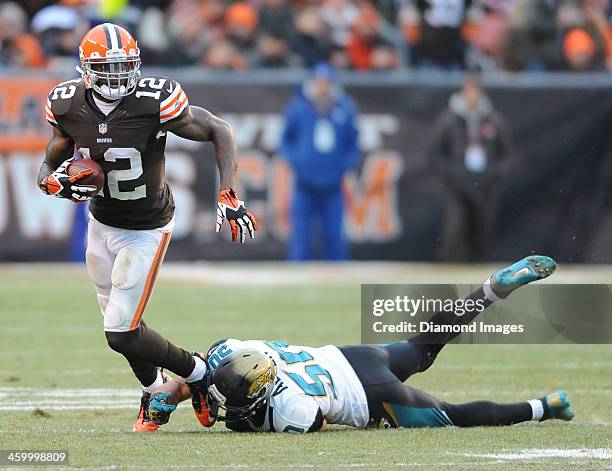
[129,232,172,330]
[160,97,188,121]
[160,89,186,113]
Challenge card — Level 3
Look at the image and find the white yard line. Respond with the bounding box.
[0,387,200,412]
[0,387,138,396]
[3,262,612,285]
[0,404,137,411]
[452,448,612,461]
[435,362,612,371]
[0,387,140,411]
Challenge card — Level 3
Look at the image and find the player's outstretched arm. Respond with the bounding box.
[164,105,258,243]
[147,378,191,426]
[38,127,98,202]
[163,105,237,189]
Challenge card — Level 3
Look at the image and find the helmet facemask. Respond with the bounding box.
[80,48,141,101]
[206,358,277,423]
[206,383,272,422]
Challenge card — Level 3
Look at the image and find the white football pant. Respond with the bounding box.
[85,215,173,332]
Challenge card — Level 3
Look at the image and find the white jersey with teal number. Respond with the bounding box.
[206,339,369,432]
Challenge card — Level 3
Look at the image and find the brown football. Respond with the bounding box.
[67,159,105,192]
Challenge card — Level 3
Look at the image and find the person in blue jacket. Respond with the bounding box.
[280,63,360,261]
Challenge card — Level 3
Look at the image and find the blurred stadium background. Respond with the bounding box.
[2,2,612,468]
[0,0,611,264]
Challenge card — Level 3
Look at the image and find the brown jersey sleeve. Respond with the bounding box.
[46,79,84,132]
[45,97,58,126]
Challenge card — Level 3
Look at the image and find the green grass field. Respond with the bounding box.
[1,265,611,470]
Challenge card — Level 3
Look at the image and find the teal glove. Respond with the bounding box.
[148,391,177,425]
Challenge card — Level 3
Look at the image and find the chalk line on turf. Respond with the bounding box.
[451,448,612,461]
[0,387,141,411]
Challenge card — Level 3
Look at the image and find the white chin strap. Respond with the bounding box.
[98,84,127,100]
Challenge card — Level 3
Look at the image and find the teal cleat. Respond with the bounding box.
[544,390,574,421]
[484,255,556,300]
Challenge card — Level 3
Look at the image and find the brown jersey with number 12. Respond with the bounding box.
[45,76,189,230]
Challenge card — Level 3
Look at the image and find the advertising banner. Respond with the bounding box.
[1,75,611,261]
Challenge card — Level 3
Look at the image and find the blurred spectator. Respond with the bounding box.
[557,0,611,70]
[31,3,87,69]
[375,0,401,26]
[0,2,45,68]
[563,27,605,70]
[17,1,56,19]
[4,0,612,72]
[329,44,351,69]
[162,0,223,66]
[429,74,514,261]
[257,34,290,67]
[280,63,360,261]
[346,6,398,70]
[258,0,294,41]
[137,6,171,64]
[465,0,512,70]
[321,0,359,47]
[203,38,249,70]
[499,0,559,71]
[224,1,259,62]
[291,7,332,67]
[410,0,472,70]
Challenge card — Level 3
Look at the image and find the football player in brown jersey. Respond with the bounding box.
[37,23,258,432]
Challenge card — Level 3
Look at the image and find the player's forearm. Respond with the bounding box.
[152,378,191,405]
[37,161,57,183]
[166,106,237,189]
[209,117,238,189]
[38,132,74,185]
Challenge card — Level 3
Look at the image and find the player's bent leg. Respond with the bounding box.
[105,325,196,378]
[387,256,558,381]
[383,342,438,383]
[366,381,455,428]
[101,229,207,429]
[103,244,162,388]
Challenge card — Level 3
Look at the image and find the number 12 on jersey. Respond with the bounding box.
[79,147,146,201]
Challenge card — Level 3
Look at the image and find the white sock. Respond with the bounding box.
[528,399,544,421]
[483,278,501,302]
[142,369,164,393]
[183,355,207,384]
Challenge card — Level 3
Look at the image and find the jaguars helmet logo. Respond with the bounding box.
[248,364,276,399]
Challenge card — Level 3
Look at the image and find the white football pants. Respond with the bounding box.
[85,215,173,332]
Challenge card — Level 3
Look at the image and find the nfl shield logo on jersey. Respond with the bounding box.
[98,123,108,134]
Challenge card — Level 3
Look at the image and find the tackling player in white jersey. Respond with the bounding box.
[205,339,369,432]
[145,256,574,432]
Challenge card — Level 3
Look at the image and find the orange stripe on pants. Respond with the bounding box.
[129,232,172,330]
